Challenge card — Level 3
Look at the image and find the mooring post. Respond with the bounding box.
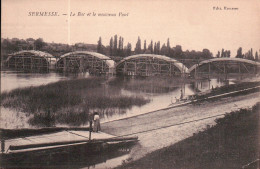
[89,121,92,141]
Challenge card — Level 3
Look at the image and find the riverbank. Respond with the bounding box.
[116,103,259,169]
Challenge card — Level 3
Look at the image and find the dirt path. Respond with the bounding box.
[102,92,259,161]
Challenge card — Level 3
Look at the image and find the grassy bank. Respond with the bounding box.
[1,77,150,126]
[117,103,259,169]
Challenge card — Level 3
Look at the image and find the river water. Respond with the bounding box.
[1,70,249,129]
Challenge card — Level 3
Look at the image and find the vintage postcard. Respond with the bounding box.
[1,0,259,168]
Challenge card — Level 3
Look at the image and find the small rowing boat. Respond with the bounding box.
[0,127,138,167]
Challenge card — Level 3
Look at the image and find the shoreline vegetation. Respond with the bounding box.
[117,103,260,169]
[1,77,150,127]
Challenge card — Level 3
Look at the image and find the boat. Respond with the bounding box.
[0,127,138,167]
[168,95,197,107]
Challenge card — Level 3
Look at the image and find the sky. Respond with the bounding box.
[2,0,260,57]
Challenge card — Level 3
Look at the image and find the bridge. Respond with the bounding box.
[116,54,188,76]
[188,58,260,76]
[55,51,115,74]
[4,51,260,76]
[5,50,56,71]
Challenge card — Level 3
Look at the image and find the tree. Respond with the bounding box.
[175,45,183,57]
[160,43,167,55]
[120,37,124,57]
[226,50,231,57]
[246,49,254,60]
[221,48,224,57]
[144,40,147,52]
[97,37,102,54]
[135,36,141,54]
[121,38,124,51]
[202,49,212,58]
[255,51,258,61]
[109,37,113,56]
[216,51,220,58]
[113,35,118,55]
[119,37,122,54]
[157,41,160,55]
[166,38,170,56]
[126,43,132,56]
[26,38,35,45]
[34,38,46,50]
[167,38,170,48]
[236,47,243,58]
[150,40,153,54]
[154,42,157,54]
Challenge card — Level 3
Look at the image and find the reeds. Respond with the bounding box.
[1,77,150,126]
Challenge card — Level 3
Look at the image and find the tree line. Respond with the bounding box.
[235,47,258,61]
[1,37,259,62]
[97,35,215,61]
[97,35,259,62]
[1,38,97,59]
[215,47,259,61]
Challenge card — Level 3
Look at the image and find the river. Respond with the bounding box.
[1,70,249,129]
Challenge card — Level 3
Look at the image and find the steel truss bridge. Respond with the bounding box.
[5,51,260,76]
[55,51,115,75]
[116,54,188,76]
[5,50,56,71]
[188,58,260,77]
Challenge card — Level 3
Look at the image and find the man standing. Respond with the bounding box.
[180,89,184,100]
[93,112,101,132]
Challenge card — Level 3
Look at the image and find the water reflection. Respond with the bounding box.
[1,70,91,93]
[1,71,251,128]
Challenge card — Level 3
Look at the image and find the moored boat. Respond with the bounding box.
[0,127,138,167]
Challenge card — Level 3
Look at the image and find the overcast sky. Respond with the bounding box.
[2,0,260,57]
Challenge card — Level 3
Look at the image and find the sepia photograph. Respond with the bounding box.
[1,0,260,168]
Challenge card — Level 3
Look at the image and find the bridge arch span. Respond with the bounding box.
[116,54,188,76]
[56,51,115,74]
[188,58,260,75]
[6,50,55,71]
